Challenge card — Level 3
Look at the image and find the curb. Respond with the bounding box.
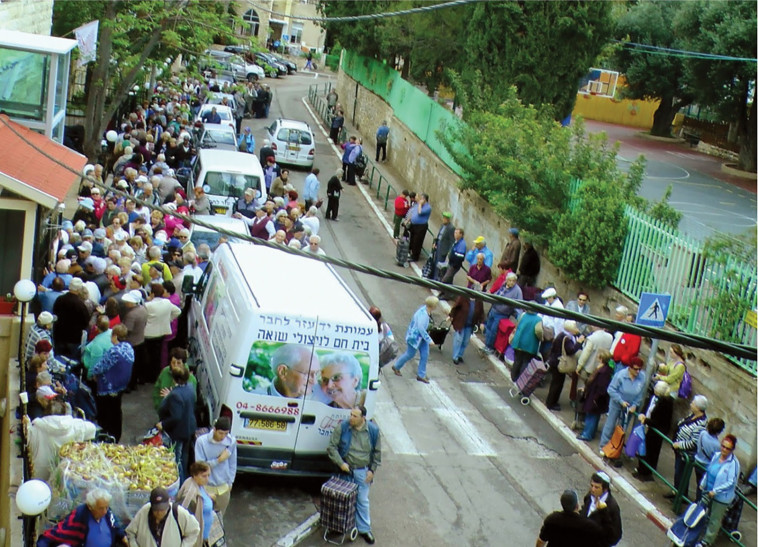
[272,512,321,547]
[297,93,674,541]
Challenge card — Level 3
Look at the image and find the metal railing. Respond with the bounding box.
[614,206,757,375]
[633,415,756,545]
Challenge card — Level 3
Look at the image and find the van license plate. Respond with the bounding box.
[245,418,287,432]
[287,145,300,151]
[213,206,227,214]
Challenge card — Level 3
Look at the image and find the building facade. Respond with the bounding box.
[0,0,53,35]
[237,0,326,54]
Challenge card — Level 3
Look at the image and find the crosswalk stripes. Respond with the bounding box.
[374,400,426,456]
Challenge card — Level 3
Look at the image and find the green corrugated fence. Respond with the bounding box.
[340,50,464,175]
[615,206,757,374]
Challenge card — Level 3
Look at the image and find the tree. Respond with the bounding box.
[317,1,390,60]
[53,0,237,160]
[457,1,613,120]
[612,1,695,137]
[675,0,757,172]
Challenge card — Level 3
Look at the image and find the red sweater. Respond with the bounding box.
[394,195,410,217]
[613,333,641,366]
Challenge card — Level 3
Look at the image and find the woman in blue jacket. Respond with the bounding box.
[391,296,438,383]
[697,434,740,547]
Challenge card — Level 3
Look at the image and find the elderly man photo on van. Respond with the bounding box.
[264,344,319,398]
[319,352,366,409]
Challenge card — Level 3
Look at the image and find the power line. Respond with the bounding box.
[613,40,757,63]
[250,0,479,23]
[0,114,754,361]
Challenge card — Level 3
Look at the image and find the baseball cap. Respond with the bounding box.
[94,228,106,240]
[79,198,95,211]
[442,211,452,219]
[37,312,55,326]
[69,278,84,292]
[509,227,519,236]
[79,241,93,253]
[473,236,485,244]
[149,487,170,511]
[122,290,143,304]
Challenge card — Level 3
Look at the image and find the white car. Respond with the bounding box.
[196,123,238,152]
[266,119,315,168]
[195,104,235,131]
[205,92,237,113]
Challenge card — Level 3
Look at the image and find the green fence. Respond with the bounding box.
[615,206,757,374]
[340,50,464,175]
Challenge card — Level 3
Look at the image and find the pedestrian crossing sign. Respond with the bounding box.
[636,292,671,327]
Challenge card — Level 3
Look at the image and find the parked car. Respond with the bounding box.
[204,92,237,113]
[266,119,315,168]
[255,52,288,76]
[270,54,297,74]
[196,123,238,152]
[202,50,264,81]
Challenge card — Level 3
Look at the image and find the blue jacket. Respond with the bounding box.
[408,203,431,225]
[405,305,433,349]
[342,143,355,163]
[607,366,647,409]
[303,173,320,201]
[448,238,467,268]
[701,452,740,504]
[511,312,541,355]
[466,246,494,268]
[90,342,134,396]
[37,503,125,547]
[348,144,363,164]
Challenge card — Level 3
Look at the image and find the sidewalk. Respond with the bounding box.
[302,94,757,546]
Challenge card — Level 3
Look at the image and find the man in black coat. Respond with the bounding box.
[537,489,604,547]
[52,277,91,359]
[157,366,196,483]
[580,472,623,547]
[325,168,343,221]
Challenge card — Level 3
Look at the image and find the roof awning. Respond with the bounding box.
[269,19,287,25]
[0,114,86,209]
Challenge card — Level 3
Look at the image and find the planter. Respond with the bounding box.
[0,301,16,315]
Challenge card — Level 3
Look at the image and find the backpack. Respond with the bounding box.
[354,153,368,171]
[678,365,693,399]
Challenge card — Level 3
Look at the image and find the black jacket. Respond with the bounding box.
[581,492,622,547]
[327,175,343,197]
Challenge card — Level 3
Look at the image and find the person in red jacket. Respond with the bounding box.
[393,190,412,239]
[611,308,641,366]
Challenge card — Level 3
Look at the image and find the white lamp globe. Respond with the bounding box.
[16,480,51,515]
[13,279,36,303]
[105,130,118,143]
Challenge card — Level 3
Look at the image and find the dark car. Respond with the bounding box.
[255,52,288,76]
[270,54,297,74]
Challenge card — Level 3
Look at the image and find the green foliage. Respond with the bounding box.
[458,1,613,120]
[643,185,683,229]
[550,177,628,288]
[317,1,390,59]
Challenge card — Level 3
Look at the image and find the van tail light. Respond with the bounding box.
[219,404,233,429]
[194,121,203,128]
[270,143,277,151]
[307,148,314,156]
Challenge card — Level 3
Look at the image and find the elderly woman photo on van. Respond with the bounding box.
[319,352,365,409]
[263,344,319,398]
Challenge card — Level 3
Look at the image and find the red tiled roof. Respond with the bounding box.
[0,114,86,204]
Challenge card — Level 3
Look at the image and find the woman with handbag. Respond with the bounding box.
[633,381,674,482]
[599,356,647,457]
[697,434,741,547]
[176,461,220,547]
[577,350,614,442]
[544,321,584,411]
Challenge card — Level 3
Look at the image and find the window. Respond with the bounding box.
[276,128,312,145]
[203,171,262,197]
[243,9,259,37]
[0,47,50,121]
[290,25,303,44]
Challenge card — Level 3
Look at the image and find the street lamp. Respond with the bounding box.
[13,279,35,369]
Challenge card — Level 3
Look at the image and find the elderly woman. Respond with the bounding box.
[176,461,215,547]
[599,356,647,454]
[577,350,614,442]
[544,320,585,411]
[698,434,740,547]
[319,352,365,409]
[665,395,709,499]
[391,296,439,384]
[144,283,181,383]
[633,381,674,482]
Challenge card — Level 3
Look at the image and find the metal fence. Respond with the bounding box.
[615,207,757,374]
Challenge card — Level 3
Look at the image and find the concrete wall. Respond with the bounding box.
[0,0,53,35]
[334,70,758,469]
[572,93,660,129]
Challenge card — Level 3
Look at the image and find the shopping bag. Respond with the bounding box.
[625,423,647,458]
[602,410,629,460]
[208,511,226,547]
[141,427,171,448]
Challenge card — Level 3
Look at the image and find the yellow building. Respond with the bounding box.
[237,0,326,53]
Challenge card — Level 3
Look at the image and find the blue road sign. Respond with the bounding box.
[636,292,671,328]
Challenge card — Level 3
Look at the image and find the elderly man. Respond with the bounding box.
[540,287,565,354]
[319,352,364,409]
[233,187,259,219]
[38,488,128,547]
[500,227,521,272]
[264,344,319,398]
[305,235,326,256]
[126,486,200,546]
[52,277,91,360]
[482,272,523,354]
[432,212,455,280]
[391,296,439,383]
[566,291,592,335]
[122,289,148,390]
[465,236,494,268]
[24,311,55,364]
[465,252,492,292]
[537,489,603,547]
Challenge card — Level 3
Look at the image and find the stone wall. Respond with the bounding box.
[334,70,758,469]
[0,0,53,35]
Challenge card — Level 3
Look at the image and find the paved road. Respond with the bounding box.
[584,120,757,242]
[126,71,665,546]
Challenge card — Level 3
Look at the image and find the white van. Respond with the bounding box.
[188,149,266,216]
[187,242,381,475]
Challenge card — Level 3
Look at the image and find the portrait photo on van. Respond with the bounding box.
[243,342,369,409]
